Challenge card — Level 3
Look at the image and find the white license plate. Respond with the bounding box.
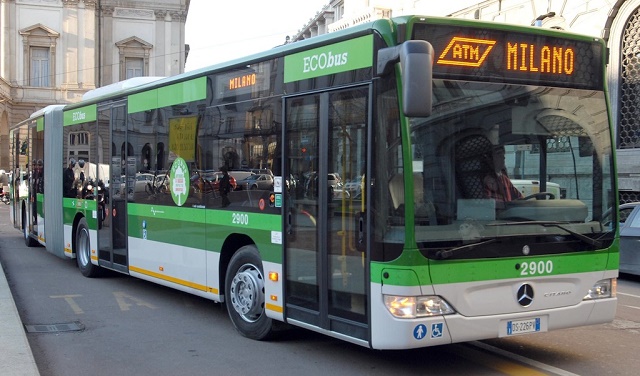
[506,317,541,335]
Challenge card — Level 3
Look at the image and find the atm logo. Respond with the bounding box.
[437,37,496,67]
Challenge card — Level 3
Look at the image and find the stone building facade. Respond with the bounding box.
[0,0,189,171]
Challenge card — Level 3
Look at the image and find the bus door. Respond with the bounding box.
[284,87,370,341]
[96,103,128,273]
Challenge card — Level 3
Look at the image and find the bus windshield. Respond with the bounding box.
[382,80,615,260]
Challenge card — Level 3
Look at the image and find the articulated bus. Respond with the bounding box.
[9,16,618,349]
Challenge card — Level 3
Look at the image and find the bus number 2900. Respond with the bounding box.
[520,260,553,276]
[232,213,249,225]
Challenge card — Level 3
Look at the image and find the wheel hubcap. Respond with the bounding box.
[78,228,90,266]
[230,265,265,322]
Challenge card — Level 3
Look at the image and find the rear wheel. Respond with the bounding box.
[22,210,37,247]
[225,245,273,340]
[76,218,101,277]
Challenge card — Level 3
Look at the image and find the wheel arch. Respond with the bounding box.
[218,233,256,300]
[70,212,86,258]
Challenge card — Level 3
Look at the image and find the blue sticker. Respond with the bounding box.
[413,324,427,340]
[431,323,444,338]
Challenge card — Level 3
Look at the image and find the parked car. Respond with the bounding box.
[191,171,237,193]
[135,173,155,193]
[237,173,274,190]
[327,173,342,190]
[344,176,363,198]
[616,202,640,276]
[303,172,350,199]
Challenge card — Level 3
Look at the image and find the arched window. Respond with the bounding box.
[141,143,152,171]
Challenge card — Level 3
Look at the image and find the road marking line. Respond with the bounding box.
[50,294,84,314]
[455,343,547,376]
[622,305,640,310]
[470,341,581,376]
[618,292,640,299]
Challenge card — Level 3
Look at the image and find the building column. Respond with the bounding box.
[63,0,78,87]
[101,6,114,85]
[1,0,16,83]
[81,0,96,89]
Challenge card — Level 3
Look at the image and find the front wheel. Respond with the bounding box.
[76,218,101,277]
[225,245,273,340]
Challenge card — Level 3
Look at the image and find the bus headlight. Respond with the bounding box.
[584,278,616,300]
[384,295,455,318]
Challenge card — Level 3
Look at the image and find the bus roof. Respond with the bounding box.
[82,77,165,101]
[62,15,602,112]
[30,104,65,119]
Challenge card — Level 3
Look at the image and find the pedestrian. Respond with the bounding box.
[219,166,231,207]
[64,159,76,198]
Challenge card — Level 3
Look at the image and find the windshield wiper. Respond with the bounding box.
[435,238,498,260]
[486,221,603,248]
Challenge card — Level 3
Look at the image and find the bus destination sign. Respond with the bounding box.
[216,68,261,100]
[413,24,603,90]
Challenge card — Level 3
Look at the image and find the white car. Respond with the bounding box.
[344,176,363,197]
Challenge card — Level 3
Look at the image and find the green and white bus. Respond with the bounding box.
[10,16,618,349]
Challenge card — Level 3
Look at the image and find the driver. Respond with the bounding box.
[483,145,522,202]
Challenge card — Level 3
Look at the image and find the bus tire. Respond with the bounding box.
[225,245,273,340]
[22,210,37,247]
[76,218,101,278]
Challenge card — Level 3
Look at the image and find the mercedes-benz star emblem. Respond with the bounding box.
[517,284,534,307]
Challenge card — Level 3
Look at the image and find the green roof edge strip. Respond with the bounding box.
[63,104,97,126]
[284,34,373,83]
[128,88,158,114]
[158,76,207,108]
[128,76,206,114]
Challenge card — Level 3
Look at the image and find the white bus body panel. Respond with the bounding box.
[369,270,617,349]
[128,237,219,301]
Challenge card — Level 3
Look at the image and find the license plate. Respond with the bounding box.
[507,317,541,335]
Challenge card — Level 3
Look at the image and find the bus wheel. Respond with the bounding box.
[22,211,37,247]
[225,245,273,340]
[76,218,100,278]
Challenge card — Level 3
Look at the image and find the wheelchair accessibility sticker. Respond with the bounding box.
[431,323,444,339]
[413,324,427,340]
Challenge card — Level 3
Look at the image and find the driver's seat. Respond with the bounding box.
[454,134,493,199]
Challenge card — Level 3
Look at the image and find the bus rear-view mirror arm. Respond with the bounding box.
[376,40,434,117]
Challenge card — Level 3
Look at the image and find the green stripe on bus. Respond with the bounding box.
[62,198,97,228]
[127,203,281,230]
[371,251,616,285]
[284,34,373,83]
[62,197,97,211]
[63,104,97,126]
[37,194,44,217]
[128,77,206,113]
[36,117,44,131]
[126,203,283,262]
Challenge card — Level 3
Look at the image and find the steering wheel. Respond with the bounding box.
[520,192,555,200]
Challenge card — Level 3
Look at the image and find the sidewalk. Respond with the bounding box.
[0,262,40,375]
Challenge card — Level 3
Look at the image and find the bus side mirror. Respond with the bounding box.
[400,41,433,117]
[376,40,433,117]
